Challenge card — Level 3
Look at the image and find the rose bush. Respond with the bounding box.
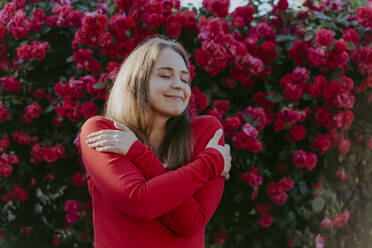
[0,0,371,247]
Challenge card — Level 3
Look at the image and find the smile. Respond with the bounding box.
[165,95,183,101]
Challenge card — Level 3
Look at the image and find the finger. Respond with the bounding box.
[87,130,117,138]
[88,140,113,148]
[96,146,116,152]
[86,134,113,144]
[211,129,223,144]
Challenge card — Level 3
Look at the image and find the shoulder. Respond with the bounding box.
[190,115,225,155]
[191,115,223,131]
[80,115,115,138]
[191,115,224,142]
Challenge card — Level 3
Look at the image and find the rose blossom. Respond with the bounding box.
[315,28,334,47]
[257,214,273,228]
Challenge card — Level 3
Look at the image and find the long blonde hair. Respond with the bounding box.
[102,36,193,170]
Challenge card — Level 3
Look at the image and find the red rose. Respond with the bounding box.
[343,28,360,46]
[17,44,32,60]
[256,203,272,215]
[289,40,309,65]
[12,131,32,144]
[66,211,78,224]
[267,182,288,205]
[293,150,317,170]
[225,116,241,129]
[315,28,334,47]
[42,147,58,163]
[342,110,354,130]
[54,144,65,158]
[115,0,133,12]
[1,76,21,93]
[215,229,228,244]
[311,134,330,154]
[25,101,42,118]
[257,214,273,228]
[278,178,293,191]
[338,138,350,155]
[290,124,306,141]
[305,152,317,170]
[21,226,31,236]
[65,200,79,213]
[356,6,372,29]
[52,234,61,246]
[308,47,327,67]
[80,101,97,120]
[275,162,288,174]
[284,83,303,101]
[277,0,288,9]
[0,136,10,153]
[73,172,86,187]
[0,107,9,122]
[0,157,12,177]
[336,170,347,181]
[203,0,230,18]
[166,15,181,38]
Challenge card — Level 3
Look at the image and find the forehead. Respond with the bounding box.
[153,48,188,73]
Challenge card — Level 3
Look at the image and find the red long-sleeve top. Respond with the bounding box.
[79,115,226,248]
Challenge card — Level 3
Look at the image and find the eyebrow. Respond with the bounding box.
[155,66,189,76]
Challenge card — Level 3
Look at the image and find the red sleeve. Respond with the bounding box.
[79,116,224,221]
[126,116,225,237]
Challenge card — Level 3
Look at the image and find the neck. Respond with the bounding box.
[149,115,168,150]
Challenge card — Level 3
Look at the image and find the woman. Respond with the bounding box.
[79,36,232,248]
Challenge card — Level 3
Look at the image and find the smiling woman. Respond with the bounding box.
[79,36,231,248]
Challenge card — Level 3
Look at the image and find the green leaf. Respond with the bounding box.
[65,56,73,63]
[298,180,309,195]
[266,93,283,103]
[276,34,297,42]
[11,97,22,105]
[278,150,289,160]
[312,197,326,213]
[337,12,349,23]
[242,113,253,123]
[93,82,106,89]
[313,11,332,21]
[302,207,311,219]
[302,93,312,101]
[45,104,55,113]
[288,211,296,222]
[252,120,261,127]
[347,41,356,50]
[234,193,244,203]
[304,32,314,41]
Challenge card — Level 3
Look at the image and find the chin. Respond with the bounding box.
[166,108,186,118]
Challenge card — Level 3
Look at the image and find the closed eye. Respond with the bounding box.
[160,75,189,84]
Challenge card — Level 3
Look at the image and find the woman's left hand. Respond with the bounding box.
[85,121,138,156]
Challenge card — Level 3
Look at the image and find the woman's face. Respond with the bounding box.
[148,47,191,119]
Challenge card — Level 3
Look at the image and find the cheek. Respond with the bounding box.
[185,88,192,99]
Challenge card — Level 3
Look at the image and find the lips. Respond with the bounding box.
[165,95,183,101]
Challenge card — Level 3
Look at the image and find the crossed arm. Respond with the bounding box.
[80,116,225,237]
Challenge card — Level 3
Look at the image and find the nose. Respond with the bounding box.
[171,75,184,88]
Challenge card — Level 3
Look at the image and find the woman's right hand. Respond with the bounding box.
[205,129,231,180]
